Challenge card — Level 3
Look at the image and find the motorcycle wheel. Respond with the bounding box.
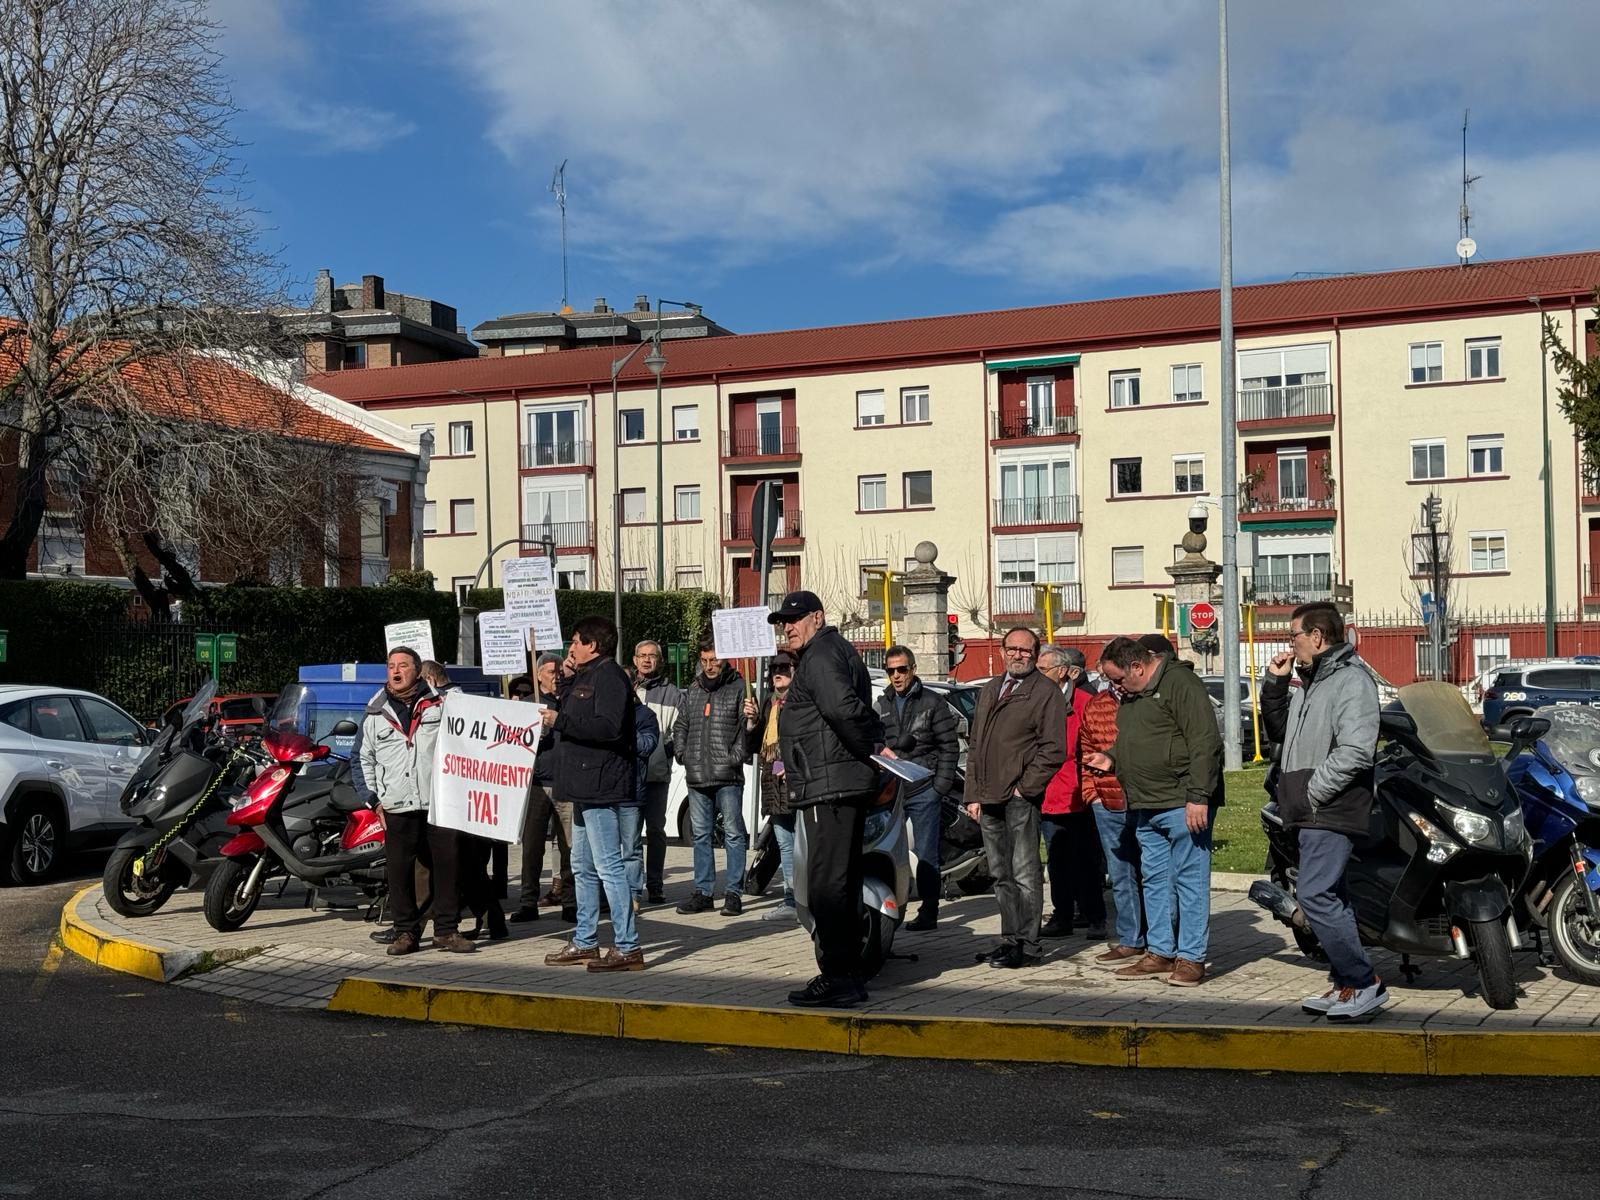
[203,856,266,932]
[1471,918,1518,1010]
[1546,874,1600,986]
[956,871,994,897]
[102,846,181,917]
[860,908,890,982]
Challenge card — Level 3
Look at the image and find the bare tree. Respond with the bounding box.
[1402,494,1466,680]
[0,0,287,586]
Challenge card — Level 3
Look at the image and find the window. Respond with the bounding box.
[1254,547,1332,594]
[1171,363,1203,403]
[448,420,474,456]
[410,422,435,449]
[996,535,1079,587]
[674,484,700,521]
[527,405,582,466]
[622,568,650,593]
[422,501,437,535]
[621,488,647,523]
[997,454,1076,523]
[672,405,699,441]
[1468,434,1504,476]
[1466,338,1501,380]
[343,343,366,368]
[557,564,589,590]
[1469,530,1507,573]
[1173,454,1205,494]
[675,566,704,590]
[360,497,388,561]
[755,397,784,454]
[30,696,86,743]
[452,576,475,605]
[1111,457,1142,496]
[859,474,888,511]
[450,499,475,534]
[1473,634,1511,675]
[1412,531,1451,575]
[619,409,645,443]
[856,390,886,427]
[1277,448,1308,505]
[1409,342,1443,384]
[903,470,933,508]
[901,387,930,423]
[1110,370,1142,408]
[1111,547,1144,585]
[37,510,83,574]
[1410,439,1446,481]
[76,696,143,747]
[1026,376,1055,428]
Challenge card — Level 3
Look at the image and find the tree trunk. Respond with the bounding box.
[0,424,49,579]
[110,529,170,621]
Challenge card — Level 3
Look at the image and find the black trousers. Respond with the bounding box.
[458,832,501,924]
[642,781,669,894]
[1042,809,1107,927]
[386,811,462,938]
[802,798,869,980]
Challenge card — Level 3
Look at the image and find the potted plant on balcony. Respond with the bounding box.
[1317,456,1337,510]
[1240,465,1268,512]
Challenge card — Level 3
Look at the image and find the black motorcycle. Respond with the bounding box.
[102,680,263,917]
[1249,681,1537,1010]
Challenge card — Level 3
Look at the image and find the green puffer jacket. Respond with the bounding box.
[1107,657,1225,811]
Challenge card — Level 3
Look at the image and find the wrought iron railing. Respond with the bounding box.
[520,440,591,470]
[722,426,800,457]
[1244,572,1335,606]
[726,510,803,540]
[992,495,1080,526]
[520,520,594,549]
[992,411,1079,439]
[1238,383,1333,422]
[995,581,1082,616]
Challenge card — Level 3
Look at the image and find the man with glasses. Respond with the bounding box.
[874,645,958,931]
[1036,645,1106,940]
[1261,603,1386,1021]
[766,590,884,1008]
[966,627,1068,969]
[632,640,682,906]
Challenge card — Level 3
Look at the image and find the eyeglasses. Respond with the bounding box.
[885,665,912,675]
[1002,646,1035,656]
[770,668,792,677]
[1289,628,1312,640]
[512,690,534,698]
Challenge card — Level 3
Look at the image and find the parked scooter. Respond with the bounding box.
[934,791,992,899]
[1249,681,1536,1010]
[202,685,370,932]
[1505,705,1600,984]
[102,680,263,917]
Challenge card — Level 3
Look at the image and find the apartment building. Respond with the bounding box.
[314,250,1600,676]
[286,270,480,375]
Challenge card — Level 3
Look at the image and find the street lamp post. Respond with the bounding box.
[611,340,652,661]
[1217,0,1244,770]
[1532,296,1558,655]
[651,299,700,591]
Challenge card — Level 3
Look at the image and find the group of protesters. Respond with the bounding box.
[353,589,1385,1018]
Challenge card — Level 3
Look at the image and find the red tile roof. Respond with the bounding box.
[314,250,1600,405]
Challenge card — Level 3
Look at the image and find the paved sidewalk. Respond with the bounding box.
[68,845,1600,1033]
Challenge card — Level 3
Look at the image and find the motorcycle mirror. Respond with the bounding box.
[329,719,359,737]
[1379,710,1418,740]
[1502,715,1551,760]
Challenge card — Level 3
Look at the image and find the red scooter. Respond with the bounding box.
[202,685,378,932]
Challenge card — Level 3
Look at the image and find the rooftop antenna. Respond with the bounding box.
[1456,110,1480,266]
[549,159,571,313]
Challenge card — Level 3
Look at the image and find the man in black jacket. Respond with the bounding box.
[768,590,885,1008]
[875,644,958,931]
[673,637,753,916]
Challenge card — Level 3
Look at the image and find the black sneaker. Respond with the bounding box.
[787,974,868,1008]
[1040,912,1073,938]
[721,892,743,917]
[676,892,714,915]
[974,942,1014,964]
[506,905,541,924]
[1085,922,1107,941]
[646,889,666,906]
[369,927,402,945]
[990,945,1042,970]
[905,910,937,932]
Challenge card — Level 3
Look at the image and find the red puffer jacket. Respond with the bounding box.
[1078,688,1126,811]
[1042,685,1087,815]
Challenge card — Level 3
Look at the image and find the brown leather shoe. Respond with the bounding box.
[1095,944,1146,965]
[433,931,477,953]
[386,931,420,957]
[544,942,601,967]
[586,947,647,972]
[1166,958,1207,987]
[1113,952,1176,979]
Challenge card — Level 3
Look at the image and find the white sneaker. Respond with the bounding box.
[1301,986,1343,1016]
[1326,980,1390,1022]
[761,904,797,923]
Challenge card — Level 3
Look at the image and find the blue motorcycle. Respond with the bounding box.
[1507,705,1600,984]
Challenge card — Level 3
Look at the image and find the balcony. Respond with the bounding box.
[725,509,804,544]
[721,426,800,463]
[1239,489,1338,526]
[1244,572,1334,607]
[1237,383,1334,428]
[1587,563,1600,603]
[520,440,592,471]
[1584,453,1600,505]
[519,520,595,551]
[994,581,1083,619]
[991,411,1079,442]
[992,495,1080,529]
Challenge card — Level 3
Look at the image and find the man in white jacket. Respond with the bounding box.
[632,641,682,906]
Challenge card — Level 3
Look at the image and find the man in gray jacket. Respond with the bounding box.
[1261,603,1385,1022]
[673,637,752,916]
[632,640,682,906]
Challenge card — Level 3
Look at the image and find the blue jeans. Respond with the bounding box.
[1298,827,1377,989]
[904,791,941,918]
[618,804,645,899]
[1133,806,1212,963]
[773,812,796,903]
[689,783,748,898]
[1093,804,1144,950]
[572,804,639,953]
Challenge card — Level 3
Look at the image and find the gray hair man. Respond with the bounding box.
[1034,644,1106,941]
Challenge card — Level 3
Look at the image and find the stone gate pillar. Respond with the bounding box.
[900,540,955,678]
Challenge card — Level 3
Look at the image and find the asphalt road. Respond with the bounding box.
[4,855,1599,1199]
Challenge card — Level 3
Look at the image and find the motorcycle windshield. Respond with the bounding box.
[1398,682,1495,759]
[1532,705,1600,784]
[180,678,218,729]
[265,683,315,737]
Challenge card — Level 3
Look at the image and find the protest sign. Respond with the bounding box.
[501,556,554,589]
[431,691,538,842]
[504,584,563,652]
[712,606,777,660]
[478,610,529,676]
[384,619,436,665]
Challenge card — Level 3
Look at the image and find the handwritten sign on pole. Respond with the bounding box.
[712,606,777,661]
[501,556,554,589]
[384,620,436,665]
[431,691,536,842]
[477,610,529,676]
[504,584,564,653]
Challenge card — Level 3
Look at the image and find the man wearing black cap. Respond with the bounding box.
[767,590,885,1008]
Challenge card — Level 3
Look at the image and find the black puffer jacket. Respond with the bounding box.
[553,656,636,806]
[674,668,750,788]
[875,680,959,797]
[779,625,884,807]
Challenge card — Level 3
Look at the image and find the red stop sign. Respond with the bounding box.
[1189,601,1217,631]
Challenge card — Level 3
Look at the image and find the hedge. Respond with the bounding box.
[466,587,717,653]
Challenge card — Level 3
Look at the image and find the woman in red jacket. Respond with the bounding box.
[1080,671,1146,965]
[1038,648,1107,940]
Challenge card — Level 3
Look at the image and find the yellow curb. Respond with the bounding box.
[58,885,199,983]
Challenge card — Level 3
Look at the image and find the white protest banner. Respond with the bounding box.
[384,619,436,665]
[712,606,777,660]
[477,610,529,676]
[431,691,538,842]
[501,556,554,589]
[504,583,564,652]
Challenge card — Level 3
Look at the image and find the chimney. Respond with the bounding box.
[634,294,649,312]
[313,268,333,313]
[361,274,385,310]
[593,297,609,313]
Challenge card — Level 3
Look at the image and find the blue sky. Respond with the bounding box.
[214,1,1600,337]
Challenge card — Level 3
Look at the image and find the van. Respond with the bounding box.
[1481,659,1600,727]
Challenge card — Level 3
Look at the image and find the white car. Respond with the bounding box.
[0,685,153,885]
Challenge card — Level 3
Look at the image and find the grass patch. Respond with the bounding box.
[1213,767,1272,874]
[186,945,270,976]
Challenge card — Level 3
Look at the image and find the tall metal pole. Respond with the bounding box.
[1218,0,1243,771]
[653,305,666,591]
[610,342,649,662]
[1535,297,1558,655]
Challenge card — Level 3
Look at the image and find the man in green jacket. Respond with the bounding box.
[1084,635,1223,987]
